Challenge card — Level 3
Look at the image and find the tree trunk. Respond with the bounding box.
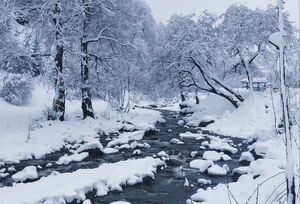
[195,92,199,104]
[189,57,244,108]
[123,77,131,113]
[280,54,296,204]
[81,0,94,119]
[180,90,186,102]
[48,0,65,121]
[277,1,296,203]
[244,60,254,93]
[238,50,253,93]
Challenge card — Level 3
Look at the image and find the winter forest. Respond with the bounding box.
[0,0,299,203]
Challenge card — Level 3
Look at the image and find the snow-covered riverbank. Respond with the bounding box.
[0,157,164,204]
[0,87,163,164]
[184,90,300,204]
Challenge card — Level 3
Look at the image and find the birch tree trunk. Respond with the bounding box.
[49,0,65,121]
[81,0,94,119]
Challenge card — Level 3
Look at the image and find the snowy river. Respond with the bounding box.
[0,109,253,204]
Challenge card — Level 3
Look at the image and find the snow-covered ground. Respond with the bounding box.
[1,85,299,204]
[183,93,236,127]
[0,157,164,204]
[0,86,163,164]
[187,90,300,204]
[204,92,279,139]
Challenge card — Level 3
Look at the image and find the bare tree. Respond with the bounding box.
[79,0,94,119]
[48,0,65,121]
[180,57,244,108]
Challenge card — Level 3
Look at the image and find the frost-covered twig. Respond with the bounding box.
[265,180,286,203]
[246,171,285,202]
[226,175,239,204]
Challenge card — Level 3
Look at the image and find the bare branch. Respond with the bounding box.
[83,27,109,43]
[179,70,212,92]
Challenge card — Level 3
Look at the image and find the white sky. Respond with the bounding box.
[144,0,299,29]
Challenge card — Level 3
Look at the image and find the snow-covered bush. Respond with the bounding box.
[0,55,40,76]
[1,73,33,106]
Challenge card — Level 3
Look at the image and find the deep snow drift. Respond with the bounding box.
[204,92,279,139]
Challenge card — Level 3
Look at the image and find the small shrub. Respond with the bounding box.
[1,73,33,106]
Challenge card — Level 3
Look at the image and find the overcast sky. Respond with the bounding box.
[144,0,299,29]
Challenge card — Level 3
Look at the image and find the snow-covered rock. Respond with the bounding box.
[201,141,209,146]
[107,131,145,148]
[157,151,168,157]
[130,141,139,149]
[110,201,131,204]
[56,153,89,165]
[197,178,212,185]
[83,199,92,204]
[248,141,279,159]
[170,138,184,145]
[132,149,141,156]
[0,173,9,179]
[220,153,232,161]
[179,132,204,140]
[232,166,251,179]
[189,159,213,172]
[207,164,227,176]
[103,148,119,154]
[118,144,131,150]
[190,151,197,158]
[139,142,150,148]
[191,189,207,202]
[177,120,184,126]
[75,139,104,155]
[12,166,38,182]
[239,152,255,163]
[7,166,16,172]
[203,151,221,161]
[208,140,238,154]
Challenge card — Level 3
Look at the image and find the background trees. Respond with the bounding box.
[150,5,297,108]
[0,0,156,118]
[0,1,298,116]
